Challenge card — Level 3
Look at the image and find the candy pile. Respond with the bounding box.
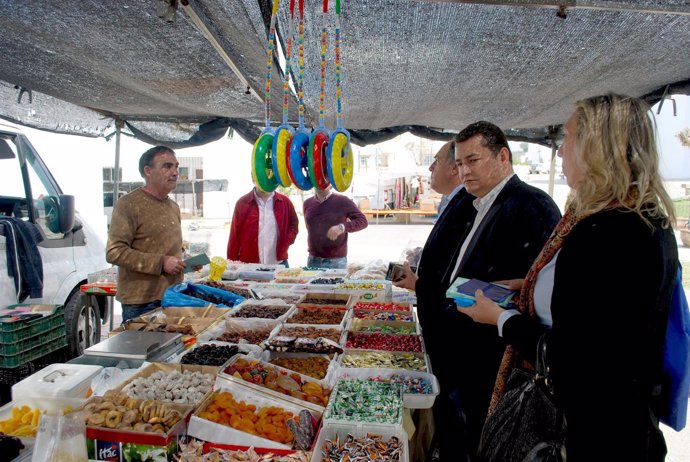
[231,304,290,319]
[345,332,423,352]
[340,374,433,394]
[177,438,311,461]
[352,323,416,335]
[309,277,344,285]
[216,328,273,344]
[287,307,345,325]
[353,309,414,322]
[278,326,341,342]
[223,357,330,406]
[340,351,427,372]
[324,380,402,424]
[122,370,214,404]
[353,301,411,312]
[322,433,402,462]
[302,295,348,306]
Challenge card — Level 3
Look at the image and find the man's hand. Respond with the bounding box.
[392,262,417,290]
[327,224,345,241]
[162,256,185,275]
[456,289,503,325]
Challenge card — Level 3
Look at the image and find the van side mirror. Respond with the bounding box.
[58,195,76,233]
[43,195,75,233]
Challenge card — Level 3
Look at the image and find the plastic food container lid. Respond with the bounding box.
[11,363,103,400]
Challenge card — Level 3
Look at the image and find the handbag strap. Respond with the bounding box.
[536,333,556,397]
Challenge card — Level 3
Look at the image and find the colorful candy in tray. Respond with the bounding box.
[352,309,414,322]
[324,380,402,424]
[345,332,423,352]
[352,301,411,312]
[223,357,330,406]
[340,351,427,372]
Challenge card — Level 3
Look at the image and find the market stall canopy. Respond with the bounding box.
[0,0,689,148]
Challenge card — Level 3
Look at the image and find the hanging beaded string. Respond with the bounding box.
[282,0,295,126]
[264,0,280,130]
[298,0,306,128]
[334,0,343,129]
[318,0,328,129]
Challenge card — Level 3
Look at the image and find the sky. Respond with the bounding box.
[12,94,690,245]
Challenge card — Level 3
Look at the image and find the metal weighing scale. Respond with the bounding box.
[83,331,183,362]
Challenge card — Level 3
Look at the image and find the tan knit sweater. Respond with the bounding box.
[106,188,183,304]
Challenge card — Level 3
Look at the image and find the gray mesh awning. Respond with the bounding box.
[0,0,688,147]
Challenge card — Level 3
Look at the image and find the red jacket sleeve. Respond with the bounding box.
[227,201,242,260]
[286,200,299,245]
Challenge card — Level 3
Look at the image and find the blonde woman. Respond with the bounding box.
[459,94,678,461]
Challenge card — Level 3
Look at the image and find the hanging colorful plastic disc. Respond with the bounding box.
[327,129,353,192]
[252,132,278,192]
[289,129,313,190]
[308,128,331,189]
[272,126,293,187]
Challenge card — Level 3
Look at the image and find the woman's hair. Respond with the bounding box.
[569,93,675,228]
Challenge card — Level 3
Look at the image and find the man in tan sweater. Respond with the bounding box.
[106,146,187,322]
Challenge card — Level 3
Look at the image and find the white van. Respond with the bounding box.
[0,122,108,356]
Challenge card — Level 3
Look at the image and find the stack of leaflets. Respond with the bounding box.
[446,277,516,308]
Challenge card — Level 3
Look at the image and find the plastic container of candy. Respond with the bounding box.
[334,367,439,409]
[338,349,430,374]
[322,379,403,426]
[311,421,409,462]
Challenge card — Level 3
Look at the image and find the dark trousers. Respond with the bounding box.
[121,300,161,324]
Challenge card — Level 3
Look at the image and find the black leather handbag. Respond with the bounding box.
[477,334,567,462]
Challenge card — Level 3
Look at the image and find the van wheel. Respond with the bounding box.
[64,292,101,357]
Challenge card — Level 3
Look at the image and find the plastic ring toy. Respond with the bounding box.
[272,126,293,187]
[327,131,354,192]
[308,129,331,189]
[289,131,313,190]
[252,133,278,192]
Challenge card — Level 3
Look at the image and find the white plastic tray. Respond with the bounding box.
[188,381,320,450]
[335,367,439,409]
[310,421,409,462]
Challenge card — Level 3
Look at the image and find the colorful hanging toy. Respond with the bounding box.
[307,0,332,190]
[288,0,313,190]
[251,0,280,192]
[325,0,353,192]
[271,0,296,188]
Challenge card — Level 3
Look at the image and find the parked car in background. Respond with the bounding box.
[529,162,550,174]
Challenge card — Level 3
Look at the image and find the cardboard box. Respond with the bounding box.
[83,400,193,462]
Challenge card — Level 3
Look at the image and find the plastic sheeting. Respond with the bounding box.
[0,0,689,147]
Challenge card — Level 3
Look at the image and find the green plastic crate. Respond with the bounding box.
[0,325,67,355]
[0,334,67,368]
[0,305,64,343]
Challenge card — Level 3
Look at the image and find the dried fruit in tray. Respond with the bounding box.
[215,329,272,344]
[223,357,330,406]
[231,304,291,319]
[345,332,423,352]
[197,391,296,445]
[278,326,341,342]
[301,295,348,305]
[287,306,345,325]
[180,344,239,366]
[0,405,42,437]
[352,323,416,335]
[269,356,331,380]
[82,391,186,434]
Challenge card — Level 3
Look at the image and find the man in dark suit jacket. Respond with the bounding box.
[439,121,562,460]
[394,140,476,359]
[394,140,477,461]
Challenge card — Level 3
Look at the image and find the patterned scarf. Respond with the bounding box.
[488,206,582,415]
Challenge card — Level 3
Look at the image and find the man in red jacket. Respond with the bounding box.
[226,187,299,266]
